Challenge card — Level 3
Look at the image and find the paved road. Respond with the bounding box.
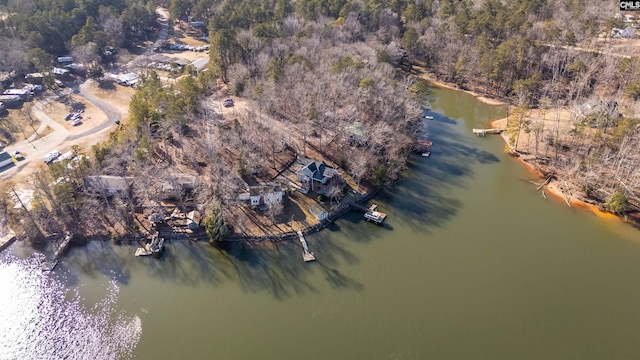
[67,82,122,141]
[0,8,168,181]
[127,8,170,69]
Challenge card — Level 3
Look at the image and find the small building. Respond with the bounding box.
[25,72,45,84]
[112,72,140,87]
[57,56,74,65]
[158,174,197,199]
[309,203,328,221]
[0,95,23,108]
[190,57,209,72]
[84,175,134,198]
[51,67,70,77]
[572,99,619,122]
[0,152,14,169]
[64,63,86,73]
[23,83,43,95]
[3,89,31,101]
[297,160,340,194]
[238,183,284,207]
[187,210,201,229]
[172,58,191,67]
[189,21,206,28]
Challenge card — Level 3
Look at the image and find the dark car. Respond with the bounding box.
[223,98,234,107]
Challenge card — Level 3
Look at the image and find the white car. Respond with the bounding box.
[71,118,81,126]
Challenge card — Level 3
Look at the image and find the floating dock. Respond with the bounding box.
[297,231,316,262]
[472,128,504,136]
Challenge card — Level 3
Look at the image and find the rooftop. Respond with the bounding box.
[0,152,12,162]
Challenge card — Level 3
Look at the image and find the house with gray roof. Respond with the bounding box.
[297,160,341,194]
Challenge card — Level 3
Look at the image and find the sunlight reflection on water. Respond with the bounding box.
[0,253,141,360]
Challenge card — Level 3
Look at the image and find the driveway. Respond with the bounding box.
[0,8,168,181]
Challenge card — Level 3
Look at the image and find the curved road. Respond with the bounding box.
[0,8,169,181]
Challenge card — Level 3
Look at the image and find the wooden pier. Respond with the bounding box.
[42,233,72,272]
[135,234,165,257]
[472,128,504,136]
[297,231,316,262]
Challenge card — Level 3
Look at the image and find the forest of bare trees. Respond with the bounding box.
[2,0,640,243]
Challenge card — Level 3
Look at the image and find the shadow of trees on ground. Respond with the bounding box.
[55,108,501,299]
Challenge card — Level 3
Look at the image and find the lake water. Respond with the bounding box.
[3,86,640,360]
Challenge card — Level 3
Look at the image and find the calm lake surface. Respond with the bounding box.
[3,86,640,360]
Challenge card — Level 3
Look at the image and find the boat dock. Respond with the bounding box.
[472,128,504,136]
[352,203,388,224]
[364,204,387,224]
[135,234,165,257]
[42,233,72,272]
[298,231,316,262]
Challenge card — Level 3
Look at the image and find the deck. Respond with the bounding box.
[298,231,316,262]
[135,236,165,257]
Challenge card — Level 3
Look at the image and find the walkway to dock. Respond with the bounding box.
[297,231,316,262]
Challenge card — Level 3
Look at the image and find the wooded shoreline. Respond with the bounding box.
[419,68,638,226]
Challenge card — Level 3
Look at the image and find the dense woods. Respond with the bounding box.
[0,0,157,75]
[2,0,640,242]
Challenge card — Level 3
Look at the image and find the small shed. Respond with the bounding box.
[0,152,14,169]
[57,56,74,65]
[190,57,209,72]
[187,210,201,229]
[0,95,23,108]
[309,203,328,221]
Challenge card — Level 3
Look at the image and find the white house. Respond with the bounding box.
[238,184,284,207]
[309,204,328,221]
[0,152,14,169]
[84,175,134,198]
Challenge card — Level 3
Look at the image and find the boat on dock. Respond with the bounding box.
[135,234,165,257]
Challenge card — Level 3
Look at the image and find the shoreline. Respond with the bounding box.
[488,118,631,224]
[416,69,508,106]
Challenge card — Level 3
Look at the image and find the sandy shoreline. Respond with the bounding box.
[422,77,616,220]
[417,71,508,106]
[488,119,626,223]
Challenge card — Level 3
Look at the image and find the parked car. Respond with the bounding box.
[64,113,73,120]
[71,118,82,126]
[223,98,234,107]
